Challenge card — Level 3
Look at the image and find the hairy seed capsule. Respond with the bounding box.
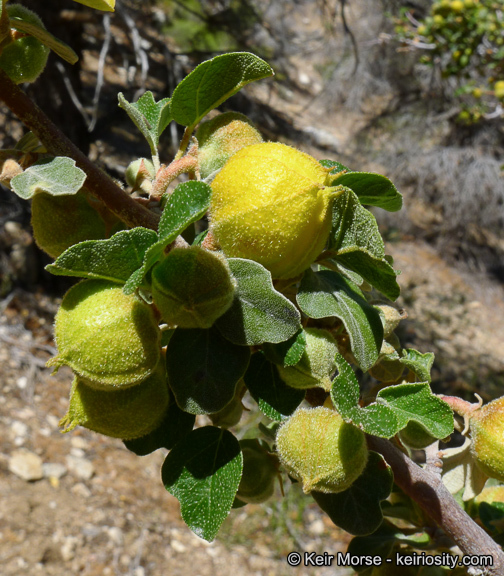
[196,112,263,179]
[60,363,169,440]
[210,142,340,279]
[236,439,277,504]
[0,5,50,84]
[276,328,338,391]
[276,406,368,494]
[470,396,504,482]
[151,246,236,329]
[48,280,161,388]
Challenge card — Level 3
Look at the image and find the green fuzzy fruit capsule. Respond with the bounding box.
[48,279,161,388]
[470,396,504,482]
[31,192,122,259]
[60,363,169,440]
[210,142,340,279]
[151,246,236,329]
[196,112,263,179]
[0,5,50,84]
[236,439,277,504]
[276,406,368,494]
[277,328,338,391]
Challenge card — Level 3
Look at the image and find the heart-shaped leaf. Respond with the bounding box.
[46,227,158,283]
[11,157,86,199]
[170,52,274,128]
[216,259,301,346]
[312,451,393,536]
[162,426,242,542]
[297,269,383,371]
[166,327,250,415]
[331,354,399,438]
[244,352,305,421]
[118,92,171,156]
[320,159,402,212]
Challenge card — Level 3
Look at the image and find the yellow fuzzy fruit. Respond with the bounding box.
[210,142,340,279]
[495,81,504,99]
[151,246,236,329]
[48,280,161,388]
[276,328,338,391]
[196,112,263,179]
[0,5,50,84]
[276,406,368,494]
[470,397,504,482]
[60,363,169,440]
[450,0,464,10]
[31,192,122,259]
[237,439,277,504]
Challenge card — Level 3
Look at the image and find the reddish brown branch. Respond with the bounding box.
[0,69,160,230]
[368,436,504,575]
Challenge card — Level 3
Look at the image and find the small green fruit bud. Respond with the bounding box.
[275,406,368,494]
[48,280,161,388]
[151,246,236,329]
[60,363,170,440]
[276,328,338,391]
[31,192,120,259]
[125,158,156,193]
[470,396,504,482]
[196,112,263,179]
[210,142,340,279]
[399,421,437,449]
[236,439,277,504]
[374,305,406,339]
[0,5,50,84]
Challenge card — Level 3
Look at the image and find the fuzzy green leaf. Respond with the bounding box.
[262,329,307,367]
[400,348,435,383]
[320,160,402,212]
[166,327,250,415]
[216,258,301,346]
[327,187,400,300]
[297,269,383,371]
[123,181,211,294]
[118,92,171,156]
[312,451,393,536]
[162,426,242,542]
[170,52,274,127]
[377,383,453,439]
[331,354,399,438]
[244,352,305,422]
[72,0,115,11]
[46,228,157,283]
[8,18,78,64]
[11,157,86,199]
[123,397,195,456]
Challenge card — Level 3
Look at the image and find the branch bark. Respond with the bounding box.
[0,69,160,230]
[368,436,504,575]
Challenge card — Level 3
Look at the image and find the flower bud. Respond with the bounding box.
[151,246,236,329]
[196,112,263,179]
[60,363,169,440]
[48,280,161,388]
[210,142,340,279]
[236,439,277,504]
[275,406,368,494]
[0,5,50,84]
[125,157,156,194]
[374,305,406,339]
[470,396,504,482]
[276,328,338,391]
